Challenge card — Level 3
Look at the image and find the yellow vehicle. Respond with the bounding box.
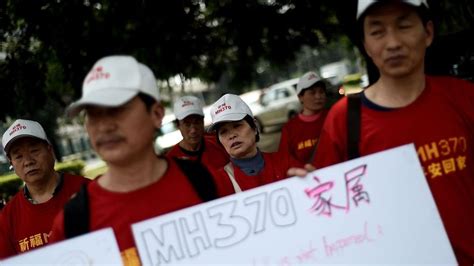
[338,73,368,95]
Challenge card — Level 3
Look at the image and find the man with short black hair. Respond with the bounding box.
[0,119,89,259]
[49,55,204,265]
[167,95,228,168]
[314,0,474,264]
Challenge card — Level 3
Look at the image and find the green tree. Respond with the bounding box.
[2,0,471,151]
[0,0,342,138]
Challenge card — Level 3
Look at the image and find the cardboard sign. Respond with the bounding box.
[132,144,457,265]
[2,228,122,265]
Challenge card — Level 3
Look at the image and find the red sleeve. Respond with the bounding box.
[440,76,474,125]
[288,153,304,169]
[313,97,349,169]
[202,137,229,169]
[48,209,66,244]
[0,209,16,259]
[209,167,235,197]
[204,132,219,146]
[165,144,181,159]
[264,151,304,181]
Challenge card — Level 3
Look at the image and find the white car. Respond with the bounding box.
[154,113,182,155]
[253,78,301,133]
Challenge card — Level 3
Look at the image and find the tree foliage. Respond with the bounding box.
[0,0,347,159]
[1,0,343,120]
[1,0,472,138]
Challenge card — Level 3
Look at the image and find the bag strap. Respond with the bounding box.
[308,127,321,164]
[223,162,242,193]
[63,155,219,239]
[347,93,362,160]
[64,184,90,238]
[173,158,218,202]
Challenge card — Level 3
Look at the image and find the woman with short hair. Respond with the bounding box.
[208,94,311,196]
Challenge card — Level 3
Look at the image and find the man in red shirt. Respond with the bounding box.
[167,95,228,169]
[49,55,203,265]
[279,71,328,164]
[314,0,474,264]
[0,119,89,259]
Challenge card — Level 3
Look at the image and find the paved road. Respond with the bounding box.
[258,128,282,153]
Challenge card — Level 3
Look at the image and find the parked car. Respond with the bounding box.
[154,113,182,155]
[252,78,301,133]
[239,89,264,110]
[320,60,351,93]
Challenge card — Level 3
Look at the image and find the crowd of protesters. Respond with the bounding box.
[0,0,473,265]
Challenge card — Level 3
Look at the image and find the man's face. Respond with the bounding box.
[363,3,433,78]
[178,115,205,147]
[8,138,55,184]
[217,120,257,159]
[84,96,164,164]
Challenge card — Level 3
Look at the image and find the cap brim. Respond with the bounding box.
[207,113,247,132]
[298,80,325,95]
[4,135,50,154]
[175,110,204,120]
[357,0,427,19]
[66,89,138,117]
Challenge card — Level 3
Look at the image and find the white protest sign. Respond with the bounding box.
[132,144,457,265]
[1,228,122,265]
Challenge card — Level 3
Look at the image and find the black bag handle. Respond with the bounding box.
[347,93,362,160]
[64,184,90,238]
[63,155,219,239]
[173,158,218,202]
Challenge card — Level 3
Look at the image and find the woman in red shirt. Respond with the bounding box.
[208,94,311,196]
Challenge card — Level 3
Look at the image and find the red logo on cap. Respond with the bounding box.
[181,100,195,108]
[308,73,318,80]
[85,66,111,84]
[9,123,27,136]
[215,103,232,115]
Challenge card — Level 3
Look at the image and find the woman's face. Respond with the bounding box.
[299,85,327,114]
[217,120,258,159]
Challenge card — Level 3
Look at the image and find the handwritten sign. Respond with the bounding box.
[1,228,122,265]
[132,144,457,265]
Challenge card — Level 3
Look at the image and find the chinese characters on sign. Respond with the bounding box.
[305,165,369,217]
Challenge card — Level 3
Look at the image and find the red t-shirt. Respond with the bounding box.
[314,76,474,264]
[0,173,89,259]
[213,151,304,197]
[166,135,229,170]
[49,158,202,265]
[279,110,328,164]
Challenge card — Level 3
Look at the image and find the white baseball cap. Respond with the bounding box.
[173,96,204,120]
[66,55,160,117]
[2,119,50,154]
[296,71,324,95]
[208,94,253,131]
[357,0,429,20]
